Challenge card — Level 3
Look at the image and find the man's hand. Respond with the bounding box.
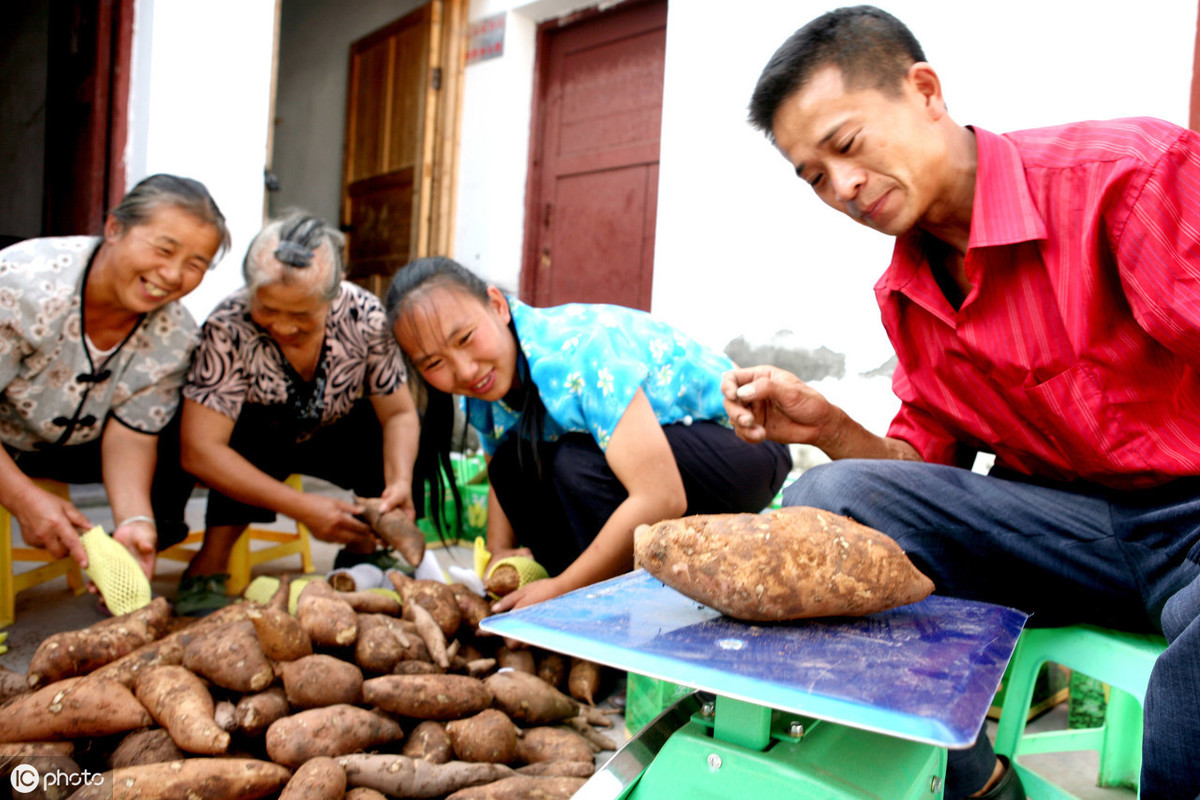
[16,487,91,568]
[722,365,836,447]
[300,494,375,546]
[112,519,157,579]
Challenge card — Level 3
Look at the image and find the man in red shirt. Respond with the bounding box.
[726,6,1200,800]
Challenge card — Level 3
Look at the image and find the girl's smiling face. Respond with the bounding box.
[394,283,518,402]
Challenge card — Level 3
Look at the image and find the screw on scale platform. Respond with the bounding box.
[707,753,723,771]
[789,720,806,738]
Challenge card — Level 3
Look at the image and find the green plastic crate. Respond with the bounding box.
[626,672,694,735]
[418,454,488,544]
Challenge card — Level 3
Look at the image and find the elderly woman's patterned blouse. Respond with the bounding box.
[183,282,406,439]
[0,236,198,451]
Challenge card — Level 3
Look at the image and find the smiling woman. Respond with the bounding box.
[0,174,229,581]
[173,212,423,615]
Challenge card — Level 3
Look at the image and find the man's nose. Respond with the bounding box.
[829,162,864,205]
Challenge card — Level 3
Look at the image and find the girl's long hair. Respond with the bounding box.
[385,257,549,538]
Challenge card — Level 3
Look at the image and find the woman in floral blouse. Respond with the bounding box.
[176,213,420,614]
[0,174,228,578]
[387,256,792,610]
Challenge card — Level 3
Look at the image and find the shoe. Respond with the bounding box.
[975,756,1025,800]
[175,573,233,617]
[333,547,407,572]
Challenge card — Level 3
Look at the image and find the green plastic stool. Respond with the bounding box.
[992,625,1167,799]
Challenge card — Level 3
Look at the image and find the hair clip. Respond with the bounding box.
[274,240,314,267]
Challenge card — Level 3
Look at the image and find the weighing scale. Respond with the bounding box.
[480,569,1027,799]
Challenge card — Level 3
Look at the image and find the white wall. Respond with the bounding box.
[272,0,426,226]
[127,0,277,322]
[452,0,1197,434]
[652,0,1198,375]
[455,0,596,290]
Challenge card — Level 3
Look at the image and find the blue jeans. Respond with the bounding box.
[783,460,1200,800]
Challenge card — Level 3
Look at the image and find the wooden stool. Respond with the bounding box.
[993,624,1167,799]
[0,479,87,627]
[158,473,315,595]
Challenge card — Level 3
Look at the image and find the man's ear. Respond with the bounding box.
[486,285,511,323]
[907,62,948,120]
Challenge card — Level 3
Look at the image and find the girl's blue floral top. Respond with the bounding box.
[465,298,734,454]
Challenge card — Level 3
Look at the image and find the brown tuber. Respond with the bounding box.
[339,754,516,799]
[634,506,935,620]
[363,674,493,721]
[182,619,273,693]
[445,709,519,764]
[296,581,359,647]
[445,775,588,799]
[357,496,427,567]
[68,758,291,800]
[483,670,579,725]
[282,654,363,708]
[516,726,596,764]
[279,755,347,800]
[0,676,151,741]
[25,597,172,688]
[247,604,312,662]
[567,658,603,706]
[266,704,403,768]
[109,728,185,769]
[234,687,290,738]
[134,665,229,755]
[403,720,454,763]
[483,564,520,598]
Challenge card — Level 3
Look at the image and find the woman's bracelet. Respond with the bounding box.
[116,515,157,529]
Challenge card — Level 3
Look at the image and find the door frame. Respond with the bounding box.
[338,0,466,294]
[43,0,134,235]
[519,3,620,302]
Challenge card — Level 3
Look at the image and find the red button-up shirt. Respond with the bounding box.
[881,118,1200,489]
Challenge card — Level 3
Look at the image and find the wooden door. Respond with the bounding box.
[43,0,133,235]
[522,0,667,310]
[341,0,465,294]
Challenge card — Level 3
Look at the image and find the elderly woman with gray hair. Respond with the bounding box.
[175,212,419,614]
[0,173,227,581]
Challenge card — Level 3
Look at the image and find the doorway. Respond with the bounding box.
[521,0,667,310]
[340,0,466,296]
[0,0,131,244]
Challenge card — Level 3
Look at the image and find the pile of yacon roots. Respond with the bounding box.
[0,571,619,800]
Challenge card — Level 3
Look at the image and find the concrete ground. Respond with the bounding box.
[1,478,1134,798]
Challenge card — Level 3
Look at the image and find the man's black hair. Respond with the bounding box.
[748,5,926,139]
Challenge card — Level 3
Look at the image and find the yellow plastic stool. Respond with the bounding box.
[993,624,1167,799]
[0,479,87,627]
[158,473,315,596]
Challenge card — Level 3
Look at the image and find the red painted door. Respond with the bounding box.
[43,0,132,235]
[522,0,666,310]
